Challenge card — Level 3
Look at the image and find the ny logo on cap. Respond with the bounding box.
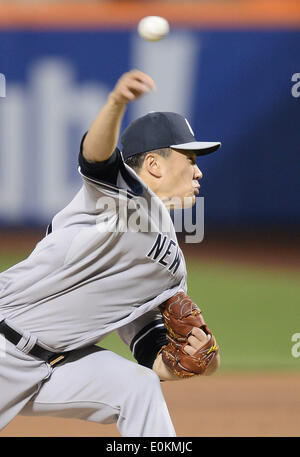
[0,73,6,97]
[185,118,194,136]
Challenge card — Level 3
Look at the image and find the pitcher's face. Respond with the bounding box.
[157,149,203,208]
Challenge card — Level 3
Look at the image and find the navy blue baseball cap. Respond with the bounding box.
[121,111,221,160]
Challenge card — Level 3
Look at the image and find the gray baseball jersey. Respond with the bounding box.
[0,144,187,353]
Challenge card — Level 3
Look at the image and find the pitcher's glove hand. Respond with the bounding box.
[159,292,219,378]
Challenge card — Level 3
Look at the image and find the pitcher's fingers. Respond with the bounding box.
[120,87,135,101]
[126,79,151,94]
[183,344,196,356]
[187,334,205,350]
[130,69,156,91]
[191,327,209,341]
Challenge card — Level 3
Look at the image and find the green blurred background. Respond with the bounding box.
[2,240,299,372]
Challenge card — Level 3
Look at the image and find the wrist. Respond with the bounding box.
[108,91,128,109]
[152,353,182,381]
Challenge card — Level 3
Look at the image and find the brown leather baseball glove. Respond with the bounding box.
[159,291,219,378]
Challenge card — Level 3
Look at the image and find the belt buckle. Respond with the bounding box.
[49,354,65,367]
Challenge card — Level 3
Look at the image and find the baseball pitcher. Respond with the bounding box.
[0,70,221,437]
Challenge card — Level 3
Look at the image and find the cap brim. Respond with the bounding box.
[171,141,221,156]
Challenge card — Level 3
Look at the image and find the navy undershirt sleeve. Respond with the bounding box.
[130,321,168,369]
[78,131,122,185]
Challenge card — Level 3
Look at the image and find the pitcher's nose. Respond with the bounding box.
[194,165,203,180]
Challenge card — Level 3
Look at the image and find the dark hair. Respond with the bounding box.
[124,147,172,173]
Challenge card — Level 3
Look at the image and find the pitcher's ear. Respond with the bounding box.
[143,153,163,178]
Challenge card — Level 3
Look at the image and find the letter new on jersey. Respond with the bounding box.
[147,234,182,274]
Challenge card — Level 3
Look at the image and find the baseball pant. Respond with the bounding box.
[0,342,176,437]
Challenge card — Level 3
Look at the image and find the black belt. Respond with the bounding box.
[0,320,68,367]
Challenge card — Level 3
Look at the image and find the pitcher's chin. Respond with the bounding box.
[182,195,196,209]
[162,195,196,210]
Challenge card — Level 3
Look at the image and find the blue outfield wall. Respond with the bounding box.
[0,28,299,228]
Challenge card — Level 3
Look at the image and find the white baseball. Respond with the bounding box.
[137,16,170,42]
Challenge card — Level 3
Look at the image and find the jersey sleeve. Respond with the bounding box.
[78,131,144,196]
[117,309,168,370]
